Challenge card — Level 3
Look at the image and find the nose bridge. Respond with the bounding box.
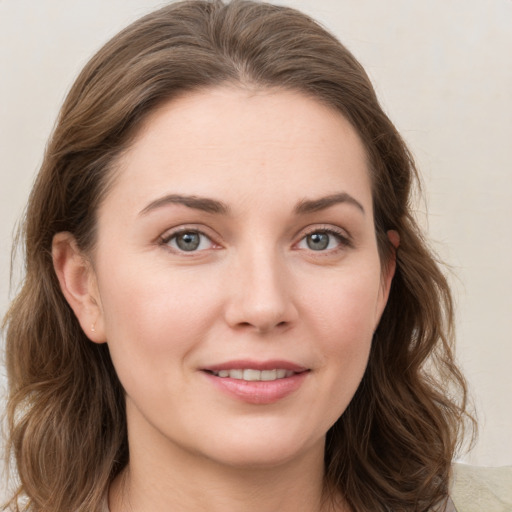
[225,240,296,332]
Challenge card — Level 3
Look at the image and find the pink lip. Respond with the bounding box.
[201,360,309,405]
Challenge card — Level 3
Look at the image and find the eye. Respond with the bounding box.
[297,229,349,252]
[162,230,215,252]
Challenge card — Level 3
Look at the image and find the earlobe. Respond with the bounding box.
[387,229,400,251]
[52,232,106,343]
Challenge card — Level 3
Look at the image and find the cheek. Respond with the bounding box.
[306,267,382,344]
[302,267,381,408]
[97,262,223,376]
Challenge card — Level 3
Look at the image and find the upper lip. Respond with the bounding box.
[202,360,308,372]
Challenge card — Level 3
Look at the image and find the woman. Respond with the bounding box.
[2,1,473,511]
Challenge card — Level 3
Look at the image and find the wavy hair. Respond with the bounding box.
[2,1,473,510]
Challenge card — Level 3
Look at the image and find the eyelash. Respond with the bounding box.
[159,225,352,254]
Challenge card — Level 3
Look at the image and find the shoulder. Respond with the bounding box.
[449,463,512,512]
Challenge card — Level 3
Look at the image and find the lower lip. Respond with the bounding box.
[203,371,308,405]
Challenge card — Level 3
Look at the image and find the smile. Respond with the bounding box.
[202,361,309,404]
[209,369,296,381]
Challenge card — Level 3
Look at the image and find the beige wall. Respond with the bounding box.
[1,0,511,492]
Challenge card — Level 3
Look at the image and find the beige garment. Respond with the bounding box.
[449,463,512,512]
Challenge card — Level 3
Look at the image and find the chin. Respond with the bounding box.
[196,426,326,470]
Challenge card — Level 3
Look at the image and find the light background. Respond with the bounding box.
[1,0,511,496]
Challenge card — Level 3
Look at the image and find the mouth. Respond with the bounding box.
[205,369,298,381]
[201,361,309,404]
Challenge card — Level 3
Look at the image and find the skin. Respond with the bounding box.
[53,87,397,512]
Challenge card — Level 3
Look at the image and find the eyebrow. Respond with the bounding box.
[139,194,230,216]
[295,192,365,215]
[139,191,365,217]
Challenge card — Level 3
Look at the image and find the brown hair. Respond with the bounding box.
[3,1,473,511]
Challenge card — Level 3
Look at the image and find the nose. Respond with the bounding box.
[224,246,298,334]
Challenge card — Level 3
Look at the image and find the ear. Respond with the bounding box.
[375,229,400,328]
[52,232,106,343]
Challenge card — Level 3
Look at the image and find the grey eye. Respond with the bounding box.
[163,229,216,253]
[306,232,330,251]
[175,232,201,251]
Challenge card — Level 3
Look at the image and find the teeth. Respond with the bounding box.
[212,369,296,381]
[261,370,277,381]
[244,369,261,381]
[229,369,243,379]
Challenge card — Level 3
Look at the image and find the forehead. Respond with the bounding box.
[104,86,372,217]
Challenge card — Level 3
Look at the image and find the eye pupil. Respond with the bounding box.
[176,232,200,251]
[307,232,329,250]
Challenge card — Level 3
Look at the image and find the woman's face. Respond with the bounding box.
[78,87,394,468]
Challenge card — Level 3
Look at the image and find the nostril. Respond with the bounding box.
[233,320,289,333]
